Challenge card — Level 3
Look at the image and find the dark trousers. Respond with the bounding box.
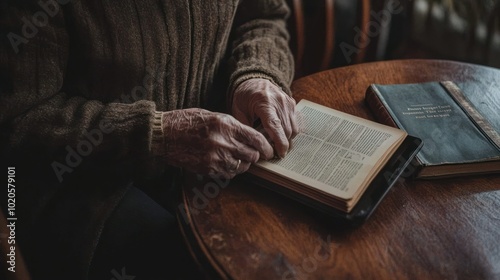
[88,185,202,280]
[10,161,203,280]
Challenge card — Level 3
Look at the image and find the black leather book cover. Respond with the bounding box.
[247,136,423,225]
[366,81,500,178]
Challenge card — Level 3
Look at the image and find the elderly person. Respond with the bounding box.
[0,0,297,278]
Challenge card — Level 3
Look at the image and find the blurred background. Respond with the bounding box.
[286,0,500,79]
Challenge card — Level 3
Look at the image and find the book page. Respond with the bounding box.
[254,100,406,200]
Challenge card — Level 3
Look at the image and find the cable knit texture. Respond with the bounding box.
[0,0,293,278]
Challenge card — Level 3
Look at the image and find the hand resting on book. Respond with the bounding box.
[161,108,274,178]
[232,78,299,158]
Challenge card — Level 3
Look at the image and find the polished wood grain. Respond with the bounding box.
[179,60,500,280]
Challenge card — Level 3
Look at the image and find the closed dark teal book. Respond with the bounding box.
[365,81,500,178]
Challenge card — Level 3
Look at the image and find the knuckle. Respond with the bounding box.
[208,113,234,130]
[268,118,282,127]
[250,151,260,163]
[279,139,289,150]
[243,150,259,163]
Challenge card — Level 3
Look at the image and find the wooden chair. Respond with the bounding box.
[485,0,500,63]
[287,0,392,79]
[421,0,500,65]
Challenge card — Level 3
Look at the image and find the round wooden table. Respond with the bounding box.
[178,60,500,279]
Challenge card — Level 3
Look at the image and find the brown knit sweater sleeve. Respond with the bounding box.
[0,4,158,182]
[228,0,295,98]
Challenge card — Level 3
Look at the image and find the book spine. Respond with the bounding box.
[364,85,399,128]
[440,81,500,151]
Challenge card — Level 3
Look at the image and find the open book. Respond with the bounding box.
[249,100,422,223]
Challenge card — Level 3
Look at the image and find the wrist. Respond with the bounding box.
[230,74,278,110]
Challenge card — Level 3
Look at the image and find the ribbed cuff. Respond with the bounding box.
[232,73,280,93]
[151,111,164,157]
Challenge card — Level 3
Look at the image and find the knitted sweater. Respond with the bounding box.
[0,0,293,278]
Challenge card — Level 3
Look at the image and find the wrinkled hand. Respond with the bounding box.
[162,108,273,178]
[232,78,299,158]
